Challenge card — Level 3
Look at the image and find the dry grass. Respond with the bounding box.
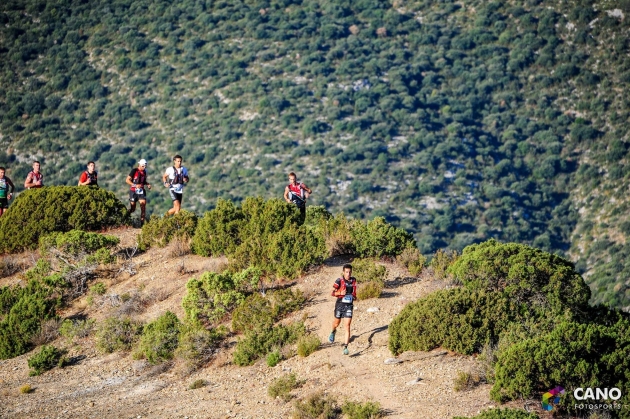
[169,236,192,258]
[31,319,61,346]
[0,255,24,278]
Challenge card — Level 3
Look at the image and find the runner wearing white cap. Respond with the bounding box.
[125,159,152,225]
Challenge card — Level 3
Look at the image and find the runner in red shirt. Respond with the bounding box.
[24,161,43,189]
[328,264,357,355]
[125,159,152,225]
[78,161,98,187]
[283,171,312,224]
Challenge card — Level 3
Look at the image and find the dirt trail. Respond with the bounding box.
[0,229,508,419]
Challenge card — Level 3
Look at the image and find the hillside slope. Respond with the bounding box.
[2,0,630,308]
[0,229,526,419]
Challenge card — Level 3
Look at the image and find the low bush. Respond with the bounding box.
[0,186,129,254]
[352,259,387,284]
[269,288,307,319]
[59,319,95,343]
[183,268,261,327]
[356,281,383,300]
[0,256,23,279]
[453,370,485,392]
[388,288,515,355]
[453,409,539,419]
[90,282,106,296]
[176,324,227,369]
[27,345,67,376]
[293,392,338,419]
[350,217,415,258]
[233,322,305,366]
[95,317,143,353]
[317,212,353,256]
[39,230,119,258]
[0,275,60,359]
[341,400,383,419]
[135,311,181,364]
[20,384,33,394]
[296,334,320,357]
[268,373,302,401]
[138,210,197,251]
[430,249,459,280]
[192,198,326,279]
[30,318,61,346]
[396,248,426,276]
[266,350,282,367]
[231,293,274,334]
[188,379,206,390]
[490,318,630,411]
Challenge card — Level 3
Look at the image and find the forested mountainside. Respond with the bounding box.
[1,0,630,309]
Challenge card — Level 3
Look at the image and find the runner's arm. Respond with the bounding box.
[78,173,88,186]
[331,278,341,297]
[125,174,134,187]
[24,174,34,189]
[283,186,291,203]
[162,171,169,187]
[7,178,15,196]
[302,183,312,194]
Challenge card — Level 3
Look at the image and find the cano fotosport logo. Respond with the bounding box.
[542,386,566,411]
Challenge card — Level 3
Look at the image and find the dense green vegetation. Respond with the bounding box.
[0,186,129,253]
[390,240,630,417]
[2,0,630,308]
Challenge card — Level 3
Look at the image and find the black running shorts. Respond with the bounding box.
[0,198,7,209]
[169,190,183,203]
[334,299,353,319]
[129,190,147,203]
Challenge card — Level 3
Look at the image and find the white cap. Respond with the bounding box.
[138,159,147,166]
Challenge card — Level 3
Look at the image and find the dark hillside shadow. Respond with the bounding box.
[385,276,420,289]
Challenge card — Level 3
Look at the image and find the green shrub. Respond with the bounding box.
[490,318,630,411]
[352,259,387,284]
[269,288,307,320]
[39,230,119,258]
[297,334,320,357]
[188,379,206,390]
[396,248,426,276]
[232,293,274,334]
[183,269,260,327]
[20,384,33,394]
[453,409,539,419]
[430,249,459,280]
[176,324,227,369]
[388,288,515,355]
[448,240,592,318]
[318,212,353,256]
[341,400,383,419]
[59,319,95,343]
[0,278,60,359]
[27,345,67,376]
[135,311,181,364]
[192,198,326,279]
[304,206,332,228]
[453,370,484,392]
[95,317,143,353]
[266,350,282,367]
[268,373,302,401]
[138,210,198,251]
[233,322,305,366]
[0,186,129,254]
[90,282,106,296]
[293,392,338,419]
[356,281,383,300]
[350,217,415,258]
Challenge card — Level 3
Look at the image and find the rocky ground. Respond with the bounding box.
[0,228,536,419]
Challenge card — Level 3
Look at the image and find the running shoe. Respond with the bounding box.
[328,330,336,343]
[343,345,349,355]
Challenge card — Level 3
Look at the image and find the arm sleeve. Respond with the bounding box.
[7,178,14,192]
[79,172,88,183]
[129,169,137,178]
[351,278,357,300]
[331,278,341,296]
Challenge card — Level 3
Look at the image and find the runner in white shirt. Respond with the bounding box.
[162,154,189,215]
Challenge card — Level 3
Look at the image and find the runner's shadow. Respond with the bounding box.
[65,355,87,366]
[349,325,388,357]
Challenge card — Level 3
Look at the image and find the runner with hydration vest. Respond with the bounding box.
[78,161,98,187]
[162,154,189,215]
[0,166,15,217]
[283,171,312,224]
[329,264,357,355]
[24,161,43,189]
[126,159,152,225]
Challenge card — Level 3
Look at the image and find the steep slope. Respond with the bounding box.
[0,232,526,419]
[1,0,630,308]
